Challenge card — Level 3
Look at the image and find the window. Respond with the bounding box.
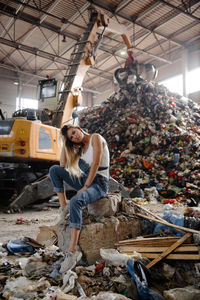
[187,67,200,94]
[159,67,200,96]
[160,74,183,95]
[16,98,38,110]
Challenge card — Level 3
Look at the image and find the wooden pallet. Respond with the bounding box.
[116,233,200,268]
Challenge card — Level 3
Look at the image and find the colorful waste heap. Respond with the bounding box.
[79,81,200,206]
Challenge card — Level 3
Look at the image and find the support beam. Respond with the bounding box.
[0,37,70,65]
[0,3,80,41]
[182,49,189,97]
[159,0,200,22]
[114,0,132,13]
[88,0,185,47]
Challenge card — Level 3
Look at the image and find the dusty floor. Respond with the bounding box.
[0,201,187,245]
[0,206,59,244]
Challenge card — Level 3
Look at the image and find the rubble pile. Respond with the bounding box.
[79,81,200,206]
[1,241,200,299]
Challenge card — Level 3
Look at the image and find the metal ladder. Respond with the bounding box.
[52,12,98,127]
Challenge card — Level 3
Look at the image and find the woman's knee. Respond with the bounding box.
[70,195,84,210]
[49,165,61,177]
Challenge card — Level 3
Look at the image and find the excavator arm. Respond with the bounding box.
[52,8,132,128]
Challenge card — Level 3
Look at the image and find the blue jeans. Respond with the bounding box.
[49,160,109,229]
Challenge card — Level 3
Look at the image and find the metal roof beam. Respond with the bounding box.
[88,0,186,47]
[19,2,90,69]
[5,0,86,30]
[0,37,70,65]
[0,3,80,41]
[159,0,200,22]
[114,0,132,13]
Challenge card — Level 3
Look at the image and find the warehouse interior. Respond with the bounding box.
[0,0,199,117]
[0,1,200,299]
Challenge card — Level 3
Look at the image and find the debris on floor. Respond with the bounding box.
[1,199,200,300]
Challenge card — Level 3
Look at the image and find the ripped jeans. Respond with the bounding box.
[49,160,109,230]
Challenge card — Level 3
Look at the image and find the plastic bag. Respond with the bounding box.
[100,248,131,266]
[6,239,35,254]
[126,260,165,300]
[153,211,184,236]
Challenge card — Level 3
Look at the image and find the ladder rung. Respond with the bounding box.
[68,63,81,66]
[76,40,89,45]
[58,90,70,94]
[71,51,85,55]
[64,74,76,77]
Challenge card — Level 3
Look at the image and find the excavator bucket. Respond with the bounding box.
[114,61,158,86]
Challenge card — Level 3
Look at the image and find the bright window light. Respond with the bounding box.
[160,67,200,96]
[160,74,183,95]
[16,97,38,110]
[187,67,200,94]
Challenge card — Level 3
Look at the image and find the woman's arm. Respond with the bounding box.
[85,134,103,187]
[77,134,103,193]
[60,144,67,167]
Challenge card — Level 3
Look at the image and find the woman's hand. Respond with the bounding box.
[77,186,87,194]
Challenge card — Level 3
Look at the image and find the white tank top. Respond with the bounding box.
[81,134,110,179]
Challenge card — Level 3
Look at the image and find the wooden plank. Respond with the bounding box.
[117,236,185,244]
[115,236,191,247]
[146,233,192,268]
[134,253,200,260]
[118,245,198,253]
[136,212,200,234]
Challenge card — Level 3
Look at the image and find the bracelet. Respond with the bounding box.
[84,184,89,188]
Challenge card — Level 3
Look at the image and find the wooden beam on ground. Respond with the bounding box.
[116,236,191,246]
[134,253,200,260]
[118,245,198,253]
[146,233,192,268]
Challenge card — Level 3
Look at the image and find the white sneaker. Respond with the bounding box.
[57,206,69,224]
[60,251,82,273]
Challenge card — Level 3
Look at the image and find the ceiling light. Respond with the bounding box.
[14,82,19,85]
[120,50,126,56]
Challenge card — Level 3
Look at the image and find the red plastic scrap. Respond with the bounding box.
[16,218,24,224]
[95,263,104,274]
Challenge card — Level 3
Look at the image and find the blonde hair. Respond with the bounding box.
[61,125,84,178]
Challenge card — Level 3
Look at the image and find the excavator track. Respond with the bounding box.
[0,162,55,212]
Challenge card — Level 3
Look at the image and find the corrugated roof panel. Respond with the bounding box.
[50,0,88,20]
[0,44,14,61]
[158,13,197,36]
[138,4,175,28]
[121,0,155,18]
[22,26,52,48]
[175,24,200,42]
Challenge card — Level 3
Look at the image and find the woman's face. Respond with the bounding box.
[67,127,84,143]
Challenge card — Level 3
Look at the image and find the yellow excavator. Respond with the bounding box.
[0,8,157,211]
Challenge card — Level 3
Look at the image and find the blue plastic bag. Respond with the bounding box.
[126,260,166,300]
[6,239,35,254]
[153,211,184,236]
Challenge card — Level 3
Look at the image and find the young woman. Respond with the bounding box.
[49,124,110,273]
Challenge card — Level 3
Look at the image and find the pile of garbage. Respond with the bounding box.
[1,237,200,299]
[79,81,200,206]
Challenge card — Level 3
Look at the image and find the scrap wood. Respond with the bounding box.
[126,252,200,260]
[146,233,192,268]
[118,244,198,253]
[136,212,200,234]
[116,236,192,246]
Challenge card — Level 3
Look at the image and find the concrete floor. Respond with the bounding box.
[0,207,59,244]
